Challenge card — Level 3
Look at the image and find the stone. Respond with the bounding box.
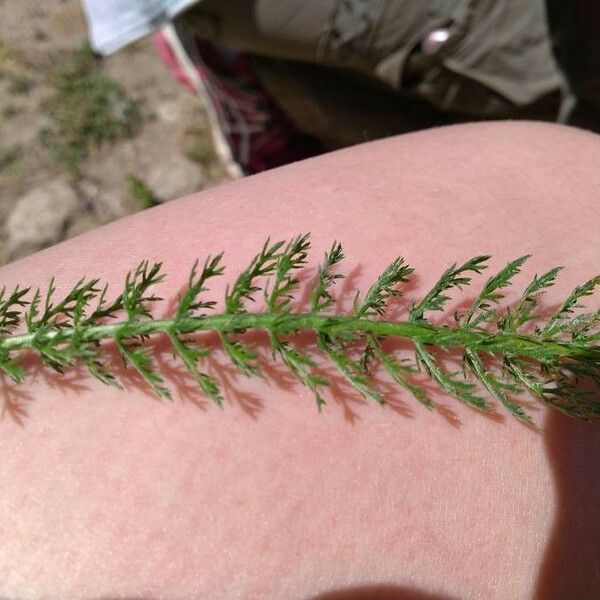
[93,190,131,221]
[78,180,100,199]
[65,212,101,240]
[157,101,181,124]
[5,179,79,259]
[147,155,204,203]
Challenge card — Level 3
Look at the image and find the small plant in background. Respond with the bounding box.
[126,173,160,209]
[0,56,33,121]
[1,103,23,119]
[0,144,21,173]
[184,125,216,167]
[39,45,143,178]
[6,74,32,95]
[0,235,598,422]
[0,63,33,95]
[183,119,228,181]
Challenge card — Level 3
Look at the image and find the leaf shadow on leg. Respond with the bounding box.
[0,374,35,425]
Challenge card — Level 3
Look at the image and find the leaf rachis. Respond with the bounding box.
[0,234,597,422]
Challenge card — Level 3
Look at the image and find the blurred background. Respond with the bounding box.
[0,0,228,265]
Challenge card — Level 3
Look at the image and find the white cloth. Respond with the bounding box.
[81,0,201,55]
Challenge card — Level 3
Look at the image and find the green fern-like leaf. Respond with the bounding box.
[356,257,413,318]
[499,267,562,332]
[0,234,597,422]
[310,241,344,313]
[463,256,529,328]
[409,256,489,322]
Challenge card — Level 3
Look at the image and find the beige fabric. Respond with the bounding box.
[180,0,566,121]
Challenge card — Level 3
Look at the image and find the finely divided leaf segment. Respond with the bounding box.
[0,234,598,422]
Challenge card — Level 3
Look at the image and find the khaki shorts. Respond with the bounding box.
[178,0,568,144]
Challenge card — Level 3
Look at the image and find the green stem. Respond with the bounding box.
[0,313,590,363]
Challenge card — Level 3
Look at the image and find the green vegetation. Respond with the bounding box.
[2,103,23,119]
[0,235,598,421]
[0,144,21,172]
[39,45,143,178]
[126,173,160,209]
[184,119,225,181]
[185,125,216,167]
[6,74,32,95]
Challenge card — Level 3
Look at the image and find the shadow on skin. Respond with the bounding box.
[7,323,467,427]
[0,261,485,427]
[534,407,600,599]
[309,585,458,599]
[12,360,598,599]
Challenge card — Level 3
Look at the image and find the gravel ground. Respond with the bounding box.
[0,0,227,265]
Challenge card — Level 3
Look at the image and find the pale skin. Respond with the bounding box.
[0,122,599,599]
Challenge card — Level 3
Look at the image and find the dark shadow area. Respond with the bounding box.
[534,407,600,599]
[309,584,458,600]
[546,0,600,132]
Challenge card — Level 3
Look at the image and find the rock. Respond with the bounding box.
[78,180,100,199]
[5,179,79,259]
[157,101,181,124]
[77,181,131,222]
[94,191,131,221]
[65,212,101,240]
[147,155,204,202]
